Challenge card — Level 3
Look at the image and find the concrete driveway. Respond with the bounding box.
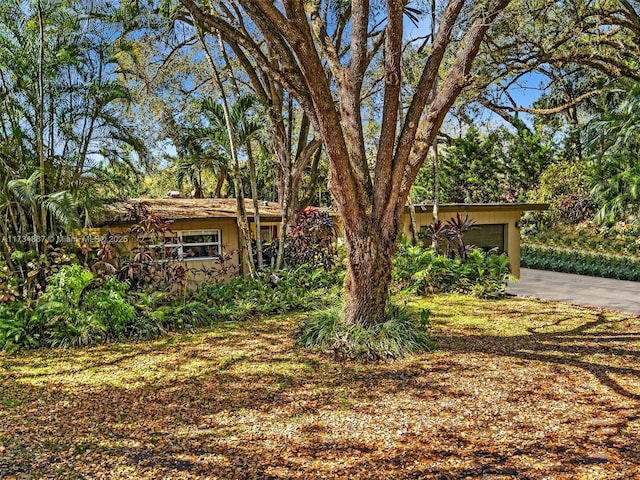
[507,268,640,315]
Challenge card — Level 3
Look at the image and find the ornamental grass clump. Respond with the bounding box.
[298,303,433,360]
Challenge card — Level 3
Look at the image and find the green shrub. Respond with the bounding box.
[531,160,592,226]
[0,303,42,353]
[298,304,433,360]
[394,245,512,298]
[392,245,436,291]
[195,265,344,319]
[524,222,640,258]
[45,308,108,349]
[0,266,158,350]
[521,244,640,281]
[81,278,137,340]
[44,264,94,307]
[37,266,103,347]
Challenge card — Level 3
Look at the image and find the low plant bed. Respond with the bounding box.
[0,264,344,353]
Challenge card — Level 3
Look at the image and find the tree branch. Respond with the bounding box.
[392,0,513,224]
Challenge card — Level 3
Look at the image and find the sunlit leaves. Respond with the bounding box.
[586,83,640,223]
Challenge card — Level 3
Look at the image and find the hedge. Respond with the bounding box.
[521,244,640,281]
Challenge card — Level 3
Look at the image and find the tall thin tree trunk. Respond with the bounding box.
[217,36,264,270]
[36,0,46,241]
[397,64,419,246]
[432,142,440,223]
[190,16,256,277]
[431,145,441,247]
[430,0,441,245]
[298,146,323,210]
[275,152,291,270]
[407,194,419,244]
[275,97,293,270]
[247,143,264,269]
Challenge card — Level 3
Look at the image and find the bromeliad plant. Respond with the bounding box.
[445,213,477,259]
[423,213,477,259]
[425,220,448,252]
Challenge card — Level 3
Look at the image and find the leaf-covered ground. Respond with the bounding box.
[1,294,639,479]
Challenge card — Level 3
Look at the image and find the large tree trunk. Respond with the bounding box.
[343,224,397,327]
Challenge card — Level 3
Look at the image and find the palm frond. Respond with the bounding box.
[7,171,40,206]
[44,191,81,230]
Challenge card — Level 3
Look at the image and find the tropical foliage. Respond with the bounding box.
[0,0,145,280]
[275,207,337,270]
[0,261,344,353]
[393,244,512,299]
[586,84,640,224]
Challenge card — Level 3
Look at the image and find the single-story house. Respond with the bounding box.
[401,203,548,278]
[98,199,547,281]
[98,198,283,283]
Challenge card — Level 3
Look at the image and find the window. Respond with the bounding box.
[259,225,278,243]
[155,230,222,261]
[180,230,222,260]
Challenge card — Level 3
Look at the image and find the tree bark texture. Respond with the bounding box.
[343,225,397,327]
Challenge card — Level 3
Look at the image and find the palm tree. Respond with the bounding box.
[198,93,267,269]
[0,0,146,268]
[175,148,227,198]
[199,95,265,157]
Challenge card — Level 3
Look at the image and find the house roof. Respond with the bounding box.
[100,199,547,225]
[100,198,283,225]
[407,203,549,213]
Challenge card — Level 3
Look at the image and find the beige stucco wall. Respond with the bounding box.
[100,218,242,285]
[100,217,284,283]
[400,208,523,278]
[98,205,531,283]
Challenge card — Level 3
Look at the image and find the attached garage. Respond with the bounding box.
[401,203,548,278]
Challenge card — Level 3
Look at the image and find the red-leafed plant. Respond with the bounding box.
[282,207,337,270]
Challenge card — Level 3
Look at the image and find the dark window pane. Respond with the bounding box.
[183,232,219,244]
[183,244,220,259]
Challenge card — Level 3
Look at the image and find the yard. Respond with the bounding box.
[1,294,639,479]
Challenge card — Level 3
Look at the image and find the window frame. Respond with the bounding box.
[157,229,222,261]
